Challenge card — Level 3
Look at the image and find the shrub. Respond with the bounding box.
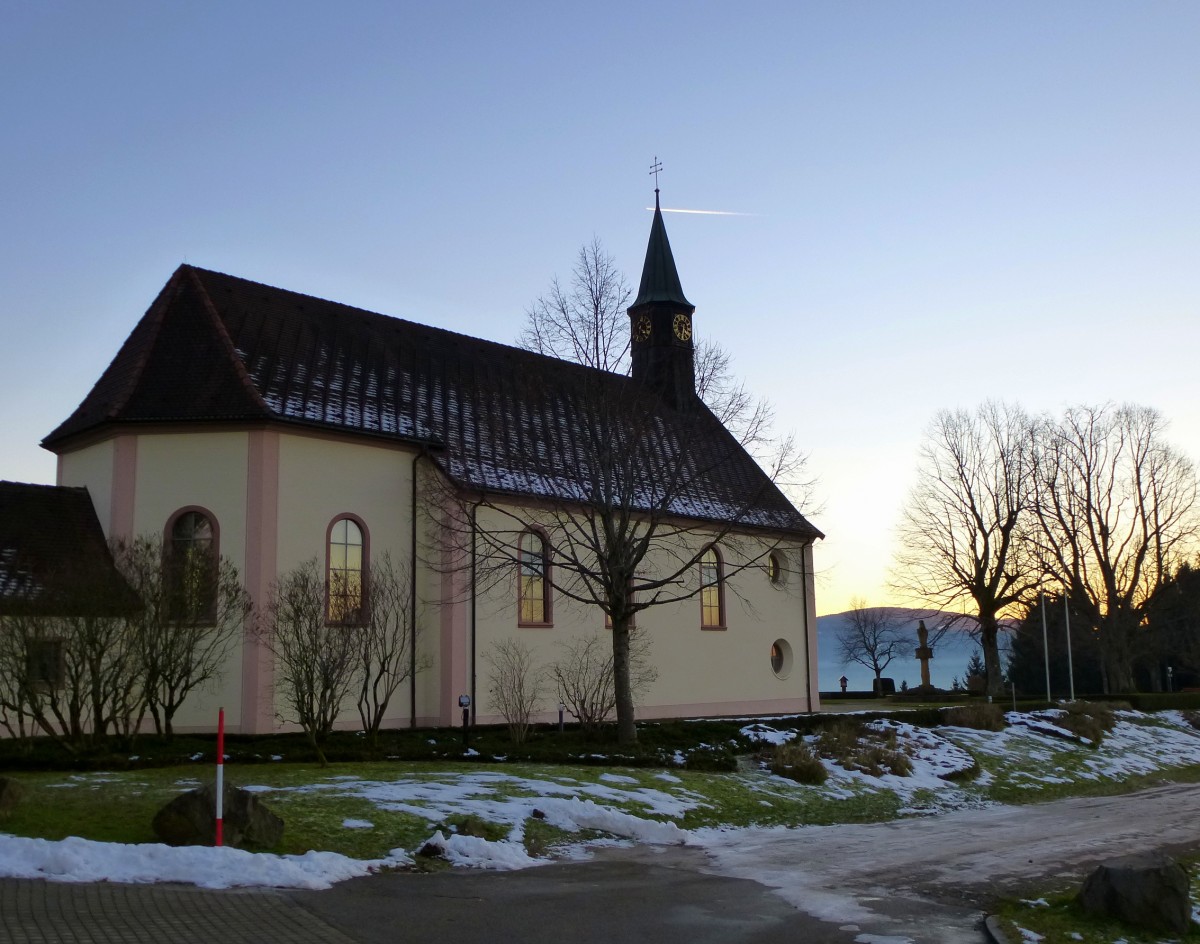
[814,721,913,778]
[816,720,864,758]
[768,742,827,785]
[1057,701,1118,745]
[856,745,913,778]
[484,639,543,745]
[683,743,737,772]
[942,703,1006,731]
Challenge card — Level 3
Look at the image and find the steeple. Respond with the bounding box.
[632,191,693,309]
[628,180,698,410]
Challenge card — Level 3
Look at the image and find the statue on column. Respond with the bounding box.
[915,619,934,692]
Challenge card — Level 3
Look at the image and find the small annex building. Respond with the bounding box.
[29,197,822,733]
[0,481,137,695]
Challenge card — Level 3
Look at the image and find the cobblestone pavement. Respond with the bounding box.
[0,879,358,944]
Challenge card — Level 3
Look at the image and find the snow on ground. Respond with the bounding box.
[5,710,1200,890]
[0,834,408,889]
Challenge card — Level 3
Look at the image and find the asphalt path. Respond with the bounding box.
[292,780,1200,943]
[5,782,1200,944]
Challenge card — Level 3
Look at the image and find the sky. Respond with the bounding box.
[1,2,1197,616]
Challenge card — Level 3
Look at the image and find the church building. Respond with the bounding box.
[19,195,822,733]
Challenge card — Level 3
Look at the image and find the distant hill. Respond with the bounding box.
[816,608,1013,693]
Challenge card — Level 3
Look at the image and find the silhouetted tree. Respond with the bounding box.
[893,402,1039,696]
[1144,561,1200,690]
[837,599,912,686]
[1031,404,1199,693]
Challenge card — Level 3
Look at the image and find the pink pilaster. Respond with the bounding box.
[439,524,470,726]
[242,430,280,733]
[110,434,138,542]
[803,543,821,712]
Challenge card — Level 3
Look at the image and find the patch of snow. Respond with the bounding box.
[740,723,797,746]
[0,835,409,889]
[342,819,374,830]
[421,831,543,870]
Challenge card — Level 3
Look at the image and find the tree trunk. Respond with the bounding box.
[979,614,1004,697]
[611,617,636,745]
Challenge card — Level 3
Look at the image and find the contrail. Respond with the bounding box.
[647,207,758,217]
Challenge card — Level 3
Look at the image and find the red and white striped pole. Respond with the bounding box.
[215,707,225,847]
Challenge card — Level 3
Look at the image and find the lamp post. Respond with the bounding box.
[1039,591,1052,704]
[1063,592,1076,702]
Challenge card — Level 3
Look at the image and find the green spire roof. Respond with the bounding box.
[632,192,692,308]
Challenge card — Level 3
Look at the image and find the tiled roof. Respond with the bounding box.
[45,266,820,538]
[0,482,136,616]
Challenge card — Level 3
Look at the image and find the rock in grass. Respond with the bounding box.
[1076,852,1192,934]
[152,782,283,849]
[0,778,24,817]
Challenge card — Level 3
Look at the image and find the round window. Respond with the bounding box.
[770,638,793,679]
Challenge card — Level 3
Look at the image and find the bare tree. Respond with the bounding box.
[112,535,251,738]
[355,551,423,743]
[260,560,359,765]
[518,239,771,440]
[1030,403,1199,693]
[0,608,142,750]
[433,364,811,745]
[484,638,543,745]
[893,402,1039,696]
[0,613,55,747]
[549,628,658,733]
[505,246,814,745]
[520,238,632,372]
[836,599,912,686]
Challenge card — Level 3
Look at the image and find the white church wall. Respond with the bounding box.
[58,437,114,531]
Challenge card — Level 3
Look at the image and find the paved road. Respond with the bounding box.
[4,782,1200,944]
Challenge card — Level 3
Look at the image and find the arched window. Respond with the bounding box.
[328,517,367,624]
[518,530,551,625]
[167,509,217,622]
[767,551,785,587]
[700,546,724,629]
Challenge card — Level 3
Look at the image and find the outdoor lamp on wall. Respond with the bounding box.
[458,694,471,746]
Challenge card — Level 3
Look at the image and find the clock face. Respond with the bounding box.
[634,315,652,342]
[672,314,692,341]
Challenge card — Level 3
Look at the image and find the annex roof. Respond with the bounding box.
[44,267,820,538]
[0,481,136,616]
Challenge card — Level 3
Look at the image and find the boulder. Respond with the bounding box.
[152,782,283,850]
[1076,852,1192,934]
[0,778,24,817]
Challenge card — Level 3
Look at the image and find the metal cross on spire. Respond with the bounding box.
[649,156,663,193]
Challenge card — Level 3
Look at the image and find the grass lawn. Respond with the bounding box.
[5,705,1200,940]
